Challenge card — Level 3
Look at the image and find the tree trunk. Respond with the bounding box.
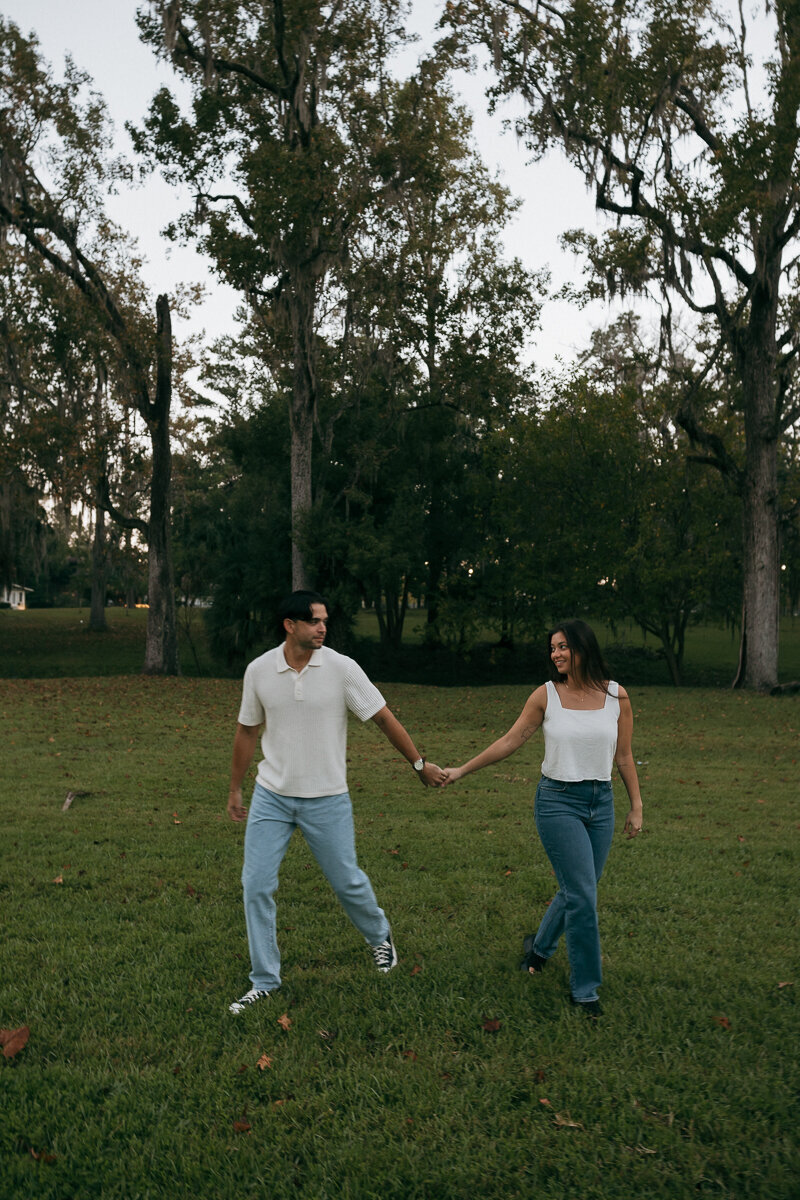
[142,295,179,675]
[290,395,313,591]
[735,428,780,690]
[289,284,316,591]
[89,364,108,632]
[659,618,682,687]
[88,502,108,632]
[733,316,781,691]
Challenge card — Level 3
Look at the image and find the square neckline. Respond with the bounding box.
[548,680,613,712]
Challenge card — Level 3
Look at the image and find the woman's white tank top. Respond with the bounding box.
[540,680,620,782]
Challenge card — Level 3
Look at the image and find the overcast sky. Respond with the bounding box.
[1,0,726,368]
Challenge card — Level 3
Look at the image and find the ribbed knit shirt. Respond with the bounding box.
[238,644,385,797]
[541,680,621,782]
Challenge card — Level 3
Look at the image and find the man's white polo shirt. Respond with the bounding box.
[237,643,385,797]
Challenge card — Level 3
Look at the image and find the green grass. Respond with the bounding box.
[4,606,800,686]
[352,610,800,687]
[2,672,799,1198]
[0,607,217,679]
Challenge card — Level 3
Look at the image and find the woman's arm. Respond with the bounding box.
[444,686,547,785]
[614,687,643,837]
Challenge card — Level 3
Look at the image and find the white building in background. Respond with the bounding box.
[0,584,33,609]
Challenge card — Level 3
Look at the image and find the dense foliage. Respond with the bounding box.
[1,4,799,685]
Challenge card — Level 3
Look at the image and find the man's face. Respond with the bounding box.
[286,603,328,652]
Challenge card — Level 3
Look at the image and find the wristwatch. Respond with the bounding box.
[412,758,425,772]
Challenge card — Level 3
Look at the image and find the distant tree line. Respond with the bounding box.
[1,2,799,687]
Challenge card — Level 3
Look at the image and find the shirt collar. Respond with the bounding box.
[277,643,323,673]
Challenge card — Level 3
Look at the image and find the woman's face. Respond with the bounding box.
[550,631,578,677]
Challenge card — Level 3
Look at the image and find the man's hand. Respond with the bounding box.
[227,787,248,822]
[419,761,447,787]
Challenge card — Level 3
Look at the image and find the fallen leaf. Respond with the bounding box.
[1,1026,30,1058]
[410,965,422,976]
[233,1120,251,1134]
[482,1018,501,1033]
[277,1013,292,1032]
[402,1050,418,1061]
[713,1015,731,1030]
[539,1098,552,1107]
[778,981,794,989]
[52,875,63,885]
[256,1053,272,1071]
[28,1148,56,1164]
[554,1112,584,1129]
[633,1101,674,1127]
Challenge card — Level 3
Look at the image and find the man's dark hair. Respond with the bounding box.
[276,590,328,638]
[546,619,611,692]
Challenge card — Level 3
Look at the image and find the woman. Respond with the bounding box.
[443,619,643,1018]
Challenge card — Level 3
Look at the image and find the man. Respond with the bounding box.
[227,589,444,1013]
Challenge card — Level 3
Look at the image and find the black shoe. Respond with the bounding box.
[520,934,547,973]
[570,996,602,1021]
[228,987,275,1015]
[370,929,398,973]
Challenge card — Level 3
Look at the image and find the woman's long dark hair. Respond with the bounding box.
[547,619,611,692]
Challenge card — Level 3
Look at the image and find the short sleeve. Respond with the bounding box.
[237,661,266,727]
[344,659,385,722]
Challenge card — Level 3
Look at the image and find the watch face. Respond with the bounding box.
[413,759,424,770]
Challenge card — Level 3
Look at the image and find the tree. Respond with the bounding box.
[448,0,800,689]
[171,337,293,666]
[0,19,180,671]
[485,311,741,683]
[326,63,544,645]
[134,0,412,590]
[0,240,124,629]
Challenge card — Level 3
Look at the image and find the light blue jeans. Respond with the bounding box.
[242,783,390,990]
[531,776,615,1003]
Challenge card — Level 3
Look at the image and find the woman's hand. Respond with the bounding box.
[441,766,464,787]
[623,808,643,838]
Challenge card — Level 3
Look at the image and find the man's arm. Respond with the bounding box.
[227,722,261,821]
[371,705,445,787]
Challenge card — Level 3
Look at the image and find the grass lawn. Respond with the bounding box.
[1,667,798,1198]
[3,606,800,686]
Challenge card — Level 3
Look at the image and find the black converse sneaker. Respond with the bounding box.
[370,929,398,972]
[228,987,274,1014]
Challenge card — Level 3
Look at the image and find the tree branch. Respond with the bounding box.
[96,472,148,535]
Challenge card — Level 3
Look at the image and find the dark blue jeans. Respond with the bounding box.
[532,776,615,1003]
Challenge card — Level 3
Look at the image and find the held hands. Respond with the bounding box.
[419,761,448,787]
